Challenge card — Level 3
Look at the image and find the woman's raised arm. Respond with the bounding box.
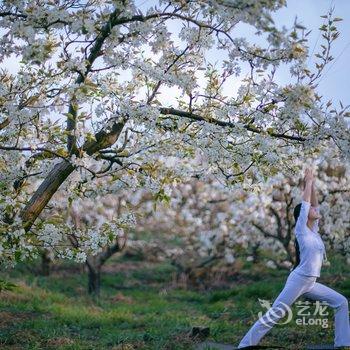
[302,168,314,203]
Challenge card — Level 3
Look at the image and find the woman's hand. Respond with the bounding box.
[304,167,314,183]
[302,167,314,203]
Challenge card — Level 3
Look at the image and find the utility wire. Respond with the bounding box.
[318,40,350,84]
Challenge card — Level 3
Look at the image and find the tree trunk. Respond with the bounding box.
[283,241,294,265]
[87,260,101,297]
[88,266,101,296]
[85,240,124,297]
[40,250,51,276]
[252,243,260,263]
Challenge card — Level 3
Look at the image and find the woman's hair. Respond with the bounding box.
[293,203,302,222]
[292,203,302,270]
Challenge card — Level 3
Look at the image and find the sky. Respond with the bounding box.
[134,0,350,107]
[272,0,350,105]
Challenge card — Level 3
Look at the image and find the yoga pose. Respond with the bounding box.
[237,167,350,349]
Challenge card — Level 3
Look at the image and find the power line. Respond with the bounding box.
[318,40,350,84]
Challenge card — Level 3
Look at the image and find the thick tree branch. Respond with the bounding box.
[159,107,306,142]
[269,206,283,238]
[0,117,10,131]
[66,7,124,155]
[20,120,125,231]
[252,222,278,240]
[0,146,67,160]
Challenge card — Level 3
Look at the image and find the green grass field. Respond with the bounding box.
[0,252,349,349]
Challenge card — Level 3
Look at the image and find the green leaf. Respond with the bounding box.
[0,279,18,292]
[14,251,21,263]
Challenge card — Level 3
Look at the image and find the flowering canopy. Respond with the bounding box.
[0,0,348,265]
[119,152,350,270]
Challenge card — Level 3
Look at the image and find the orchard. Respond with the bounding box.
[0,1,349,349]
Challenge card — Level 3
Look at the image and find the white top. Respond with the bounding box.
[292,200,327,277]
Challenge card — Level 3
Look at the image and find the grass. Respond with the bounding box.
[0,252,349,349]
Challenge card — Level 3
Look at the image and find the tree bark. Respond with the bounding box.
[40,249,51,276]
[19,121,125,232]
[85,239,124,297]
[87,260,101,296]
[21,160,75,231]
[252,242,261,263]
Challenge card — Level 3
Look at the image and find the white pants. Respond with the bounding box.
[237,270,350,348]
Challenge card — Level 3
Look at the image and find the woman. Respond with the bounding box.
[237,167,350,349]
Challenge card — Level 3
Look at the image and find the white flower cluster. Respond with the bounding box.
[61,58,89,76]
[22,38,55,63]
[90,228,109,252]
[75,251,87,263]
[37,223,63,248]
[133,58,198,93]
[0,220,38,268]
[178,26,215,50]
[118,212,137,228]
[69,153,91,168]
[281,83,316,118]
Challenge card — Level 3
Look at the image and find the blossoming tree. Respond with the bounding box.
[28,150,350,293]
[129,154,350,277]
[230,154,350,269]
[0,0,348,267]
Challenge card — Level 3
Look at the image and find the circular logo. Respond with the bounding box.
[257,299,293,326]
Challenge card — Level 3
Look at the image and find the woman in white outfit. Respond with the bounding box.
[237,167,350,349]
